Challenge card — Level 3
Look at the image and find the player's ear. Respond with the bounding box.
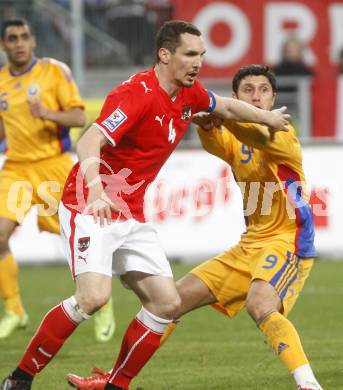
[232,92,238,99]
[158,47,170,65]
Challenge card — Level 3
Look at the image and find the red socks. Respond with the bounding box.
[18,304,78,376]
[108,308,170,389]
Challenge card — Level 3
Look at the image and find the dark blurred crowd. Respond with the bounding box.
[1,0,343,75]
[0,0,174,67]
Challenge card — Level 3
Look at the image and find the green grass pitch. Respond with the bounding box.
[0,260,342,389]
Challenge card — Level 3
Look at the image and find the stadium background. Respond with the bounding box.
[0,2,343,389]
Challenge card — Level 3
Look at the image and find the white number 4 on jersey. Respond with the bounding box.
[168,118,176,143]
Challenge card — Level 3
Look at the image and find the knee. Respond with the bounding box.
[154,295,182,320]
[246,296,266,322]
[76,290,111,315]
[246,280,281,323]
[166,295,182,318]
[246,295,279,323]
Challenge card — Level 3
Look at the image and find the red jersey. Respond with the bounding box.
[62,68,215,221]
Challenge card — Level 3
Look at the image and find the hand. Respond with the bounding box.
[267,106,290,131]
[84,183,119,227]
[192,113,223,131]
[27,95,50,120]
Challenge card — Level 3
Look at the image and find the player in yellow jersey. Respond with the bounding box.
[68,65,323,390]
[0,18,114,342]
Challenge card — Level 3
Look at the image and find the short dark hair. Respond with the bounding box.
[1,18,33,40]
[155,20,201,63]
[232,64,277,93]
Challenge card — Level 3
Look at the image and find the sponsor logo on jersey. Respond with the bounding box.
[140,81,152,93]
[27,83,40,96]
[155,114,165,126]
[181,105,192,121]
[102,108,127,132]
[78,236,90,252]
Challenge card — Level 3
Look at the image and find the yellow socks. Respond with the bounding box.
[0,253,25,316]
[160,321,177,346]
[259,311,308,372]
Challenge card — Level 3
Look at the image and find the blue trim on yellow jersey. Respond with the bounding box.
[270,258,289,291]
[58,127,71,152]
[277,164,317,258]
[0,139,6,153]
[9,57,38,77]
[285,178,317,257]
[279,272,298,300]
[269,251,300,301]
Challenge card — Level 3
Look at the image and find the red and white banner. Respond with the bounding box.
[174,0,343,138]
[4,147,343,263]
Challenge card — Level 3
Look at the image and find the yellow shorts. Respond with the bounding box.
[191,241,313,318]
[0,153,74,233]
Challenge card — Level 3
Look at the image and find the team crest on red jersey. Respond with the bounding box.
[181,105,192,121]
[78,236,90,252]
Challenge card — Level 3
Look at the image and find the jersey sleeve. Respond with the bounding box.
[262,125,302,164]
[53,61,85,111]
[196,125,235,165]
[192,81,216,113]
[223,121,302,164]
[94,87,145,146]
[223,121,271,148]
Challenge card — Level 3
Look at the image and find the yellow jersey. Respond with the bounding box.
[0,57,84,162]
[198,122,316,258]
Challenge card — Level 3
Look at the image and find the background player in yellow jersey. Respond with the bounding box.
[68,65,323,390]
[0,18,114,342]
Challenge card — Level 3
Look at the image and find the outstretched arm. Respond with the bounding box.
[193,113,282,148]
[212,93,289,130]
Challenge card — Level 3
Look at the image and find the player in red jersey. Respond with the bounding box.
[66,65,323,390]
[0,21,289,390]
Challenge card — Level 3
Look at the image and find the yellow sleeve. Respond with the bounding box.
[196,125,235,164]
[53,62,85,111]
[252,124,302,165]
[223,121,301,164]
[222,120,270,147]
